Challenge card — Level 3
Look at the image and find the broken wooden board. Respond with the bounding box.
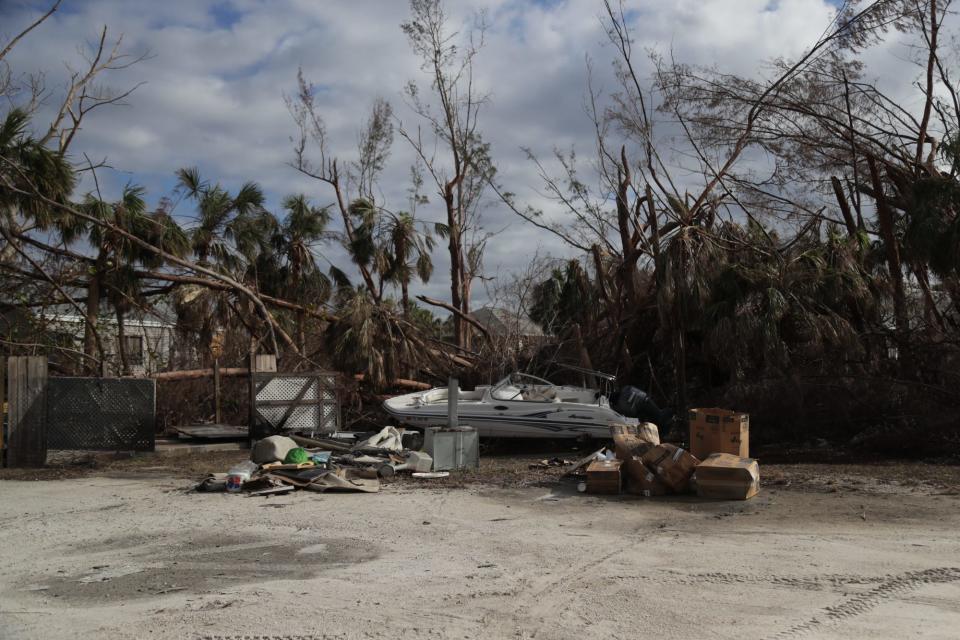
[174,424,248,440]
[248,485,295,497]
[562,447,606,477]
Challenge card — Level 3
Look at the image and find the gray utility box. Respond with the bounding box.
[424,426,480,471]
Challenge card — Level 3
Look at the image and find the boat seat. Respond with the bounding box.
[523,387,558,402]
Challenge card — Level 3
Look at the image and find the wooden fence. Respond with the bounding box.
[3,356,48,468]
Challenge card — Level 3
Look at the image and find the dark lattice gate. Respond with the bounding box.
[46,377,155,451]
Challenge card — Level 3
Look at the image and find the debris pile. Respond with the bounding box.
[574,412,761,500]
[196,426,435,496]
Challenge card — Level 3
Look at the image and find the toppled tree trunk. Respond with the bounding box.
[831,176,859,238]
[866,157,910,339]
[155,367,250,381]
[353,374,431,390]
[83,254,105,375]
[415,295,491,342]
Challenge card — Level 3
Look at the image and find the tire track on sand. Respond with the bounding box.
[766,567,960,640]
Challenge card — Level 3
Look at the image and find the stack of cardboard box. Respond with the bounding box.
[596,423,701,496]
[592,409,761,500]
[688,408,759,501]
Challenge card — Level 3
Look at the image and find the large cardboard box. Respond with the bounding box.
[611,422,660,460]
[695,453,760,500]
[688,408,749,459]
[640,443,699,492]
[621,455,648,482]
[586,459,622,494]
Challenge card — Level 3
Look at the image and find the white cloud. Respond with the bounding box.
[4,0,921,309]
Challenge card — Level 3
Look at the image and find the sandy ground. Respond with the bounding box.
[1,457,959,640]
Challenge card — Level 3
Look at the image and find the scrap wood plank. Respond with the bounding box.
[174,424,248,440]
[248,485,295,497]
[253,354,277,373]
[0,356,5,454]
[562,447,606,477]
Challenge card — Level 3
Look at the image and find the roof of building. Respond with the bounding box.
[469,307,545,337]
[43,313,175,329]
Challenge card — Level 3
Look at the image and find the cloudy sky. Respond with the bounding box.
[2,0,917,308]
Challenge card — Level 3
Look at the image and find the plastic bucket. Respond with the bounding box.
[225,472,249,492]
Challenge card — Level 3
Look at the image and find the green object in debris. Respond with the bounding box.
[283,447,309,465]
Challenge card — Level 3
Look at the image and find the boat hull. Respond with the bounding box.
[383,403,636,439]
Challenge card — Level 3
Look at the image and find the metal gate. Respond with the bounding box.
[46,377,156,451]
[252,372,339,437]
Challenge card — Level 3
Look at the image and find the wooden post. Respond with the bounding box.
[7,356,48,468]
[254,354,277,373]
[0,356,5,461]
[248,352,257,439]
[248,353,278,440]
[213,357,222,425]
[448,377,458,429]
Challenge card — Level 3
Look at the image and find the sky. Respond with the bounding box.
[1,0,922,310]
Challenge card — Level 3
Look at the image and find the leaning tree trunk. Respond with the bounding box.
[296,308,307,356]
[867,156,912,374]
[673,258,689,423]
[461,266,473,349]
[658,231,689,423]
[83,254,106,376]
[445,187,464,349]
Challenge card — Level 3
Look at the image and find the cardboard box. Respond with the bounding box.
[625,463,669,497]
[610,422,660,443]
[611,422,660,460]
[695,453,760,500]
[586,459,622,494]
[621,455,647,482]
[688,408,749,459]
[640,443,699,492]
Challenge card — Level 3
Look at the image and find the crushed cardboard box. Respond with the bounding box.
[626,464,669,497]
[694,453,760,500]
[611,422,660,460]
[640,443,700,493]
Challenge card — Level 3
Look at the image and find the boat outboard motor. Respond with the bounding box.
[612,386,673,429]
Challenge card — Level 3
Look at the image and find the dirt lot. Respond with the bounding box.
[1,453,959,640]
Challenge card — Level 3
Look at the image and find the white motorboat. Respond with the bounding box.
[382,371,639,439]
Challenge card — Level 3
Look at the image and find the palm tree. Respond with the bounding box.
[175,167,267,270]
[0,109,76,232]
[270,194,333,352]
[174,167,275,355]
[529,260,597,336]
[701,222,869,378]
[80,185,189,374]
[385,211,434,317]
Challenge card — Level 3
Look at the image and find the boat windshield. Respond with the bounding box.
[490,373,558,402]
